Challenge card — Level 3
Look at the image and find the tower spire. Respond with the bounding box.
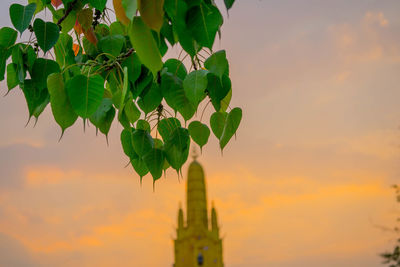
[186,156,208,228]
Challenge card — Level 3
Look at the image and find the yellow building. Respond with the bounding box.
[173,158,224,267]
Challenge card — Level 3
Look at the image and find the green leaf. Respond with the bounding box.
[32,58,61,90]
[220,107,242,150]
[124,100,141,124]
[65,74,105,118]
[143,148,164,181]
[11,45,25,83]
[210,111,227,139]
[157,117,181,141]
[164,58,187,80]
[9,3,36,34]
[131,158,149,179]
[161,72,185,112]
[136,119,150,132]
[0,27,18,48]
[204,50,229,78]
[54,33,76,68]
[119,66,129,114]
[183,69,208,106]
[186,4,223,49]
[28,0,44,14]
[89,98,115,136]
[21,79,50,119]
[99,35,125,57]
[6,63,19,91]
[207,73,231,111]
[137,83,162,114]
[131,129,154,156]
[60,10,76,33]
[122,0,137,19]
[164,127,190,171]
[138,0,164,31]
[121,127,135,158]
[90,0,107,11]
[224,0,235,10]
[188,121,210,150]
[47,73,78,133]
[128,17,163,76]
[33,19,60,53]
[220,88,232,112]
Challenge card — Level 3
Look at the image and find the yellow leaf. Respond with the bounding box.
[113,0,130,26]
[138,0,164,32]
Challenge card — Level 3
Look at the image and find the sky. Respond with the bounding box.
[1,0,400,266]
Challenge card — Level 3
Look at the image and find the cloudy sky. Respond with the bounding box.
[1,0,400,266]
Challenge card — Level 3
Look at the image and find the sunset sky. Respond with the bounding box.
[1,0,400,266]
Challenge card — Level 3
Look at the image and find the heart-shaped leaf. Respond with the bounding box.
[186,3,223,49]
[90,0,107,11]
[164,127,190,171]
[6,63,19,91]
[66,74,105,118]
[210,111,227,139]
[47,73,78,133]
[220,107,242,150]
[122,0,137,19]
[143,148,165,181]
[9,3,36,34]
[32,58,60,90]
[157,117,181,141]
[89,98,115,136]
[204,50,229,78]
[21,79,50,119]
[136,119,150,132]
[33,18,60,53]
[183,69,208,106]
[131,129,154,157]
[224,0,235,10]
[138,83,162,114]
[188,121,210,150]
[120,128,135,158]
[207,73,231,111]
[99,34,125,57]
[164,58,187,80]
[0,27,18,48]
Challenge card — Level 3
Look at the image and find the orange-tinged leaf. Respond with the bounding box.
[73,44,80,56]
[74,20,83,35]
[83,27,98,45]
[51,0,63,8]
[138,0,164,31]
[113,0,130,26]
[77,8,93,30]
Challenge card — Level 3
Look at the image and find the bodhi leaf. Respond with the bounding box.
[21,79,50,119]
[54,33,76,68]
[138,0,164,32]
[204,50,229,78]
[137,83,162,114]
[90,0,107,11]
[207,73,231,111]
[188,121,210,151]
[120,127,135,158]
[77,8,93,30]
[6,63,19,91]
[131,158,149,181]
[160,72,185,112]
[186,3,223,49]
[183,69,208,106]
[210,111,227,139]
[33,19,60,53]
[124,100,141,124]
[32,58,60,90]
[98,35,125,57]
[0,27,18,48]
[131,129,154,156]
[220,107,242,150]
[128,16,163,76]
[47,73,78,133]
[143,148,164,181]
[9,3,36,34]
[89,98,116,136]
[121,52,141,84]
[224,0,235,10]
[65,74,105,118]
[157,117,181,141]
[164,58,187,80]
[164,127,190,171]
[136,119,150,132]
[122,0,137,19]
[220,88,232,112]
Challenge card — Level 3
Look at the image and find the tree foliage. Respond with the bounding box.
[381,185,400,266]
[1,0,241,184]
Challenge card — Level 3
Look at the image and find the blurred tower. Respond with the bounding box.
[173,155,223,267]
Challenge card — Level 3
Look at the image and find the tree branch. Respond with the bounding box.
[57,0,78,26]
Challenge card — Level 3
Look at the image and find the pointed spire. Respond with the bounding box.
[186,158,208,228]
[211,201,219,234]
[178,202,184,229]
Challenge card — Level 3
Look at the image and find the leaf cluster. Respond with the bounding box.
[1,0,241,184]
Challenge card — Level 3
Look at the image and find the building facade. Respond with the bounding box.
[173,159,224,267]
